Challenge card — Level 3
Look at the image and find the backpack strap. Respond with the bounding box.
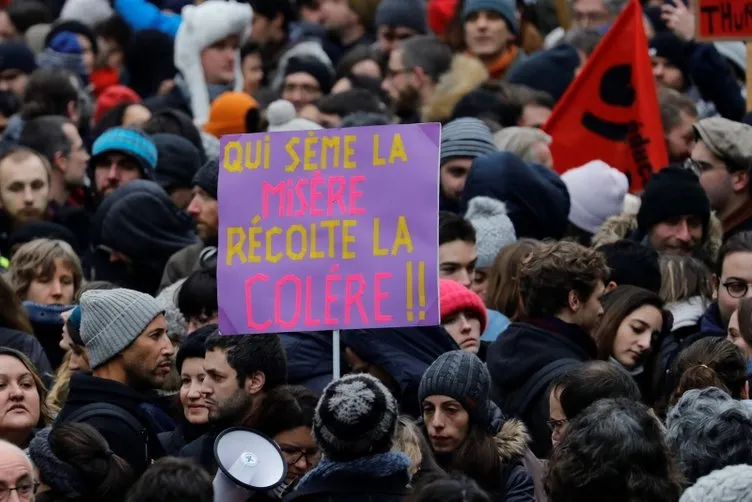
[507,359,580,417]
[63,403,149,463]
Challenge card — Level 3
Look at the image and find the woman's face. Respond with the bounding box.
[728,310,752,359]
[0,355,41,444]
[58,309,89,372]
[275,426,319,485]
[548,386,568,449]
[422,395,470,453]
[612,305,663,369]
[179,358,209,425]
[26,259,76,305]
[442,311,482,354]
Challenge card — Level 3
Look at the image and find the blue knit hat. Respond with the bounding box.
[462,0,519,34]
[91,127,158,175]
[37,32,89,86]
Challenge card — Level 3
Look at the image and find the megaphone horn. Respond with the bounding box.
[213,427,288,502]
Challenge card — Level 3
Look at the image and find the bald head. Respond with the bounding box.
[0,439,34,500]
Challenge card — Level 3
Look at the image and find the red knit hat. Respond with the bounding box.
[94,85,141,124]
[428,0,459,36]
[439,279,487,332]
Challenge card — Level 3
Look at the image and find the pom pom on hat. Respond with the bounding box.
[267,100,322,132]
[561,160,628,234]
[465,196,516,269]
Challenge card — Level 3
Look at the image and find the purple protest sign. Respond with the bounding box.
[217,123,440,335]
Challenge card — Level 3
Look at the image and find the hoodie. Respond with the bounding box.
[90,180,198,294]
[461,152,571,240]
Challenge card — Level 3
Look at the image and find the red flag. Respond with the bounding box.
[542,0,668,192]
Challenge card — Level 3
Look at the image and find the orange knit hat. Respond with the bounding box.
[203,92,259,138]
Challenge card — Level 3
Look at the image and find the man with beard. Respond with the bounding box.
[57,288,173,475]
[382,35,451,123]
[659,88,697,164]
[178,330,287,473]
[90,126,158,200]
[0,147,51,257]
[160,159,218,291]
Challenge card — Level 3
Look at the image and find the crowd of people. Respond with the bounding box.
[0,0,751,500]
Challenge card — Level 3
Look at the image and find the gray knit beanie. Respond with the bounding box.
[440,118,496,167]
[680,464,752,502]
[374,0,428,34]
[314,373,398,461]
[80,288,165,368]
[192,158,219,199]
[465,196,516,269]
[419,350,503,434]
[462,0,519,34]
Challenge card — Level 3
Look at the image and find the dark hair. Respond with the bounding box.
[401,35,452,83]
[143,109,206,163]
[335,44,382,81]
[671,337,747,403]
[597,240,661,293]
[736,297,752,346]
[451,84,522,129]
[0,276,33,333]
[240,40,262,61]
[92,14,131,50]
[316,88,385,118]
[125,458,212,502]
[486,239,539,321]
[248,0,297,29]
[8,1,52,35]
[513,85,555,110]
[38,423,134,502]
[545,398,683,502]
[409,476,491,502]
[175,325,215,373]
[548,361,641,420]
[659,88,697,135]
[91,102,133,139]
[593,286,665,360]
[177,269,217,322]
[0,90,20,118]
[205,332,287,389]
[21,68,78,121]
[439,211,476,246]
[520,241,609,318]
[19,116,73,165]
[244,385,317,437]
[716,231,752,277]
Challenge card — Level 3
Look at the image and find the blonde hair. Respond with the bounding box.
[47,353,72,414]
[659,255,712,304]
[10,239,83,301]
[493,127,552,164]
[392,416,424,476]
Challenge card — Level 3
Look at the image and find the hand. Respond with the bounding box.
[661,0,696,42]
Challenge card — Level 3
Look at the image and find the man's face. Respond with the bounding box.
[200,35,240,86]
[202,348,252,422]
[693,140,737,214]
[0,156,49,225]
[439,239,477,288]
[321,0,356,31]
[0,68,28,99]
[382,48,420,113]
[187,187,219,242]
[120,315,175,391]
[75,34,95,75]
[464,10,511,60]
[440,158,473,201]
[652,56,684,91]
[648,215,704,255]
[715,251,752,328]
[281,72,323,112]
[520,104,551,128]
[93,151,143,196]
[377,25,418,54]
[572,280,606,333]
[571,0,612,29]
[61,123,89,186]
[665,110,697,163]
[0,444,35,502]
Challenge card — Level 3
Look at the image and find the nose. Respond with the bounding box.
[9,382,24,398]
[457,270,472,288]
[187,382,202,399]
[476,12,489,27]
[429,411,445,430]
[107,163,120,181]
[636,333,651,351]
[50,280,63,297]
[294,455,309,471]
[675,220,691,242]
[652,64,663,79]
[23,185,34,204]
[200,379,213,396]
[459,314,472,333]
[187,196,200,217]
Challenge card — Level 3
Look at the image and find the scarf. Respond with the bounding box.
[472,46,520,80]
[296,452,411,489]
[666,297,707,331]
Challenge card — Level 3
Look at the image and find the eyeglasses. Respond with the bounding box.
[546,418,569,433]
[279,445,320,465]
[723,280,752,299]
[0,481,40,502]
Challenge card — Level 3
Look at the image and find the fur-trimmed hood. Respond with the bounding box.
[591,212,723,266]
[495,418,529,462]
[422,54,488,123]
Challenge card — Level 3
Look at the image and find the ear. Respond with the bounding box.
[412,66,427,87]
[567,290,580,312]
[712,273,719,300]
[606,281,618,292]
[54,151,67,173]
[732,170,750,193]
[244,371,266,395]
[67,101,80,126]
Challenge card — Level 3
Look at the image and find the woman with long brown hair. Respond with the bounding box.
[485,239,539,323]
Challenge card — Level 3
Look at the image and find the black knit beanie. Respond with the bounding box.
[637,166,710,236]
[285,56,333,94]
[192,158,219,200]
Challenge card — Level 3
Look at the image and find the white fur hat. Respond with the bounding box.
[175,0,252,126]
[267,100,323,132]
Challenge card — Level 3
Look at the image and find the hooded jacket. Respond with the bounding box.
[56,372,166,475]
[0,328,52,382]
[90,180,198,294]
[461,152,570,240]
[486,319,598,458]
[341,327,459,417]
[591,212,723,269]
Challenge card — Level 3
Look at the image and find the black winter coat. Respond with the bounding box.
[0,327,52,381]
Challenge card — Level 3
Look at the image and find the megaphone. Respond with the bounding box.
[213,427,287,502]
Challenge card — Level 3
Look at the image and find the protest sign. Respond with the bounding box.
[217,123,441,335]
[696,0,752,40]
